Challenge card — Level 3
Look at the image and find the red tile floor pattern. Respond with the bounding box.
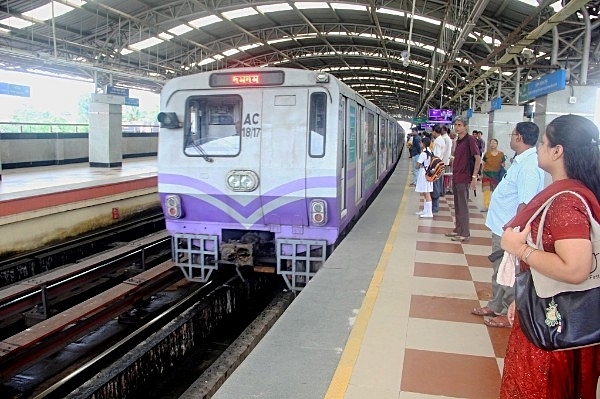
[401,194,511,399]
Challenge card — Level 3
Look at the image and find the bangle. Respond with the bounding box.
[517,244,529,260]
[523,247,537,262]
[472,175,477,178]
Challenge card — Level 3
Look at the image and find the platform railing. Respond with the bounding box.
[0,122,159,134]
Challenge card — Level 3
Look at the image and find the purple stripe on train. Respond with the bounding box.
[158,173,337,218]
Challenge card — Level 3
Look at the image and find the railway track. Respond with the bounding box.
[0,214,288,398]
[0,210,166,288]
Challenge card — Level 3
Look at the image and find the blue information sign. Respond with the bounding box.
[491,97,502,111]
[0,82,30,97]
[105,85,129,97]
[124,97,139,106]
[524,69,566,101]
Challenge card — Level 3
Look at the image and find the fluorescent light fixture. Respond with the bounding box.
[129,37,164,51]
[213,54,224,60]
[120,48,134,55]
[0,17,34,29]
[222,8,258,19]
[413,14,441,26]
[158,32,173,40]
[198,58,216,66]
[168,24,193,36]
[223,49,240,56]
[188,15,222,28]
[268,38,293,44]
[257,4,293,13]
[331,3,367,11]
[23,1,74,20]
[65,0,87,6]
[239,43,262,51]
[376,8,404,17]
[294,2,329,9]
[550,1,563,12]
[516,0,539,6]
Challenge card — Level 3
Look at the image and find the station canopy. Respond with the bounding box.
[0,0,598,121]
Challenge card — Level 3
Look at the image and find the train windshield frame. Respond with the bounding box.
[183,95,242,157]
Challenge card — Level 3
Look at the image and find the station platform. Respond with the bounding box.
[211,154,511,399]
[0,157,158,256]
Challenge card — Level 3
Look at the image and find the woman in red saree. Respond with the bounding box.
[499,114,600,398]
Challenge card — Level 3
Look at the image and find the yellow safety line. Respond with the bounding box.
[324,179,409,398]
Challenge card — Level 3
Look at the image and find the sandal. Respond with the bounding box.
[444,231,459,237]
[450,235,470,242]
[484,315,512,328]
[471,306,496,317]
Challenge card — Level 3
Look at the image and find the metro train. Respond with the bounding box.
[157,67,404,290]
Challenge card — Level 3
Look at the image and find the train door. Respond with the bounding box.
[355,105,364,204]
[339,97,347,218]
[258,88,309,226]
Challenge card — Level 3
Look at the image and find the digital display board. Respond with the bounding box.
[209,71,285,87]
[427,108,453,123]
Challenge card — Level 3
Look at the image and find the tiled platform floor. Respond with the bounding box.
[339,187,512,399]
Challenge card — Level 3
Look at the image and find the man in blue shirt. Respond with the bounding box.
[472,122,546,327]
[408,127,421,186]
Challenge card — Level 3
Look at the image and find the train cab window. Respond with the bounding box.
[309,92,327,157]
[184,95,241,157]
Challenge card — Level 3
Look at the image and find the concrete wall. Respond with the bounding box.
[0,132,157,169]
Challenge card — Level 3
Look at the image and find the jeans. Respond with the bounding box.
[411,156,419,185]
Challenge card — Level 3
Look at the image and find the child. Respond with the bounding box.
[415,136,434,218]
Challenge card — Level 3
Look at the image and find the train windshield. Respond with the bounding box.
[184,95,242,157]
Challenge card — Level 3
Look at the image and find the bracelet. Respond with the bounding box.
[522,247,537,262]
[517,244,529,260]
[472,175,477,178]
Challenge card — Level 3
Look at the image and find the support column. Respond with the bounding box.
[534,86,599,130]
[468,112,489,142]
[88,93,123,167]
[489,105,523,156]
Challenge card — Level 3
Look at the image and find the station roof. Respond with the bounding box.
[0,0,598,120]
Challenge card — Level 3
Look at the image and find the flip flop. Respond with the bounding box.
[444,231,459,237]
[484,315,512,328]
[471,306,496,317]
[451,235,470,242]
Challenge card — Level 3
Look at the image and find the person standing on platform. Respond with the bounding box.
[408,127,421,187]
[480,138,507,212]
[471,122,545,328]
[415,136,434,218]
[499,115,600,398]
[444,116,480,242]
[431,125,447,213]
[441,125,453,194]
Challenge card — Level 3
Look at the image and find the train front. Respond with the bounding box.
[157,68,337,291]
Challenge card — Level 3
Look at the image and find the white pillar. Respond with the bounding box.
[88,93,123,167]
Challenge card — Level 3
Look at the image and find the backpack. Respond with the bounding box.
[425,153,445,182]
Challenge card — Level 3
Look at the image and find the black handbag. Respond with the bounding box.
[515,269,600,351]
[515,190,600,351]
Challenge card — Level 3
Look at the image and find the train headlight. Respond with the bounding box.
[310,199,328,226]
[164,194,183,219]
[226,170,259,192]
[315,72,329,83]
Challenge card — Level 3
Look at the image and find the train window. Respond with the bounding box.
[184,95,241,157]
[309,92,326,157]
[366,112,375,155]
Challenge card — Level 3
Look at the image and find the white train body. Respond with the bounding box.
[158,67,404,290]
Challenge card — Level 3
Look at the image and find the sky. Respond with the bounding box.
[0,69,159,122]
